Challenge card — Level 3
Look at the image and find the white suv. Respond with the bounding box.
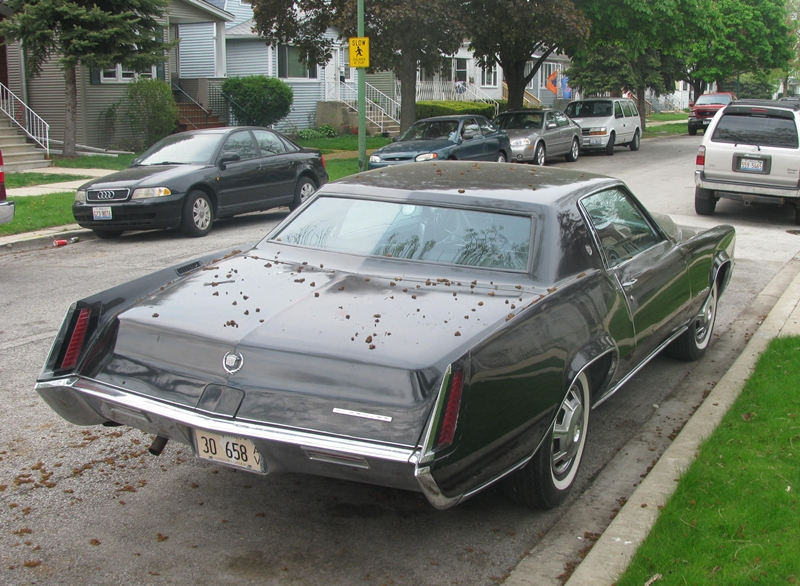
[695,99,800,223]
[564,98,641,155]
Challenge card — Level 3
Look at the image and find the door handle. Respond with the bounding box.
[622,278,637,287]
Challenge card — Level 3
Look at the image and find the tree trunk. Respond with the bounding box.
[504,61,528,110]
[398,51,418,133]
[636,86,647,132]
[63,63,78,157]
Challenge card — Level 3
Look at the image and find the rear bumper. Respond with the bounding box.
[35,376,462,508]
[688,116,713,130]
[0,200,14,225]
[695,170,800,204]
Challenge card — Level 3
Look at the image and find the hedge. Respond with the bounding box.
[415,100,497,119]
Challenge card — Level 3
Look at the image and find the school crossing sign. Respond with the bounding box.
[349,37,369,68]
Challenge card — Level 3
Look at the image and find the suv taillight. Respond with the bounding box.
[696,145,706,167]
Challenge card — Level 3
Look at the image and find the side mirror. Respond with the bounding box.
[546,122,557,129]
[689,102,694,108]
[218,151,241,170]
[462,130,476,140]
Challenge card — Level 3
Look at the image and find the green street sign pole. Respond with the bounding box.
[357,0,366,171]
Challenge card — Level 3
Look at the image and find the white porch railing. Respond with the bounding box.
[0,81,50,157]
[409,81,501,115]
[329,80,401,132]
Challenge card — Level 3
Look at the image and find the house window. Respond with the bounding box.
[539,62,560,89]
[481,65,497,87]
[454,58,467,83]
[278,45,317,79]
[100,64,158,83]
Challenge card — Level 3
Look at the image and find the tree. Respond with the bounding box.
[464,0,590,110]
[125,78,179,150]
[251,0,467,131]
[0,0,174,157]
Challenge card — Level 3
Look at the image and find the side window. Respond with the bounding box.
[253,130,287,156]
[581,188,660,267]
[221,131,258,160]
[629,101,639,117]
[477,117,497,135]
[621,102,635,117]
[614,101,624,119]
[554,111,570,127]
[462,119,480,139]
[545,112,556,128]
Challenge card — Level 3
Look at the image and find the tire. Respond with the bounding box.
[564,138,580,162]
[290,176,317,211]
[794,204,800,226]
[629,130,640,151]
[503,372,591,509]
[496,152,507,163]
[695,187,716,216]
[92,229,123,239]
[605,132,615,156]
[180,190,213,237]
[533,142,546,166]
[688,126,698,136]
[665,280,718,361]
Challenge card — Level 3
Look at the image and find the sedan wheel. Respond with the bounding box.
[496,152,507,163]
[290,177,317,211]
[534,142,546,166]
[180,191,213,237]
[503,372,590,509]
[565,138,580,162]
[666,280,718,361]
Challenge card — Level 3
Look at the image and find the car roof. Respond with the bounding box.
[321,161,620,212]
[726,99,800,112]
[498,108,557,114]
[415,115,487,122]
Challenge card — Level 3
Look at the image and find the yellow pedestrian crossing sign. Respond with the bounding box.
[349,37,369,68]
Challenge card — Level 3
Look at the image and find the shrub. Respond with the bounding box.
[297,128,324,140]
[318,124,337,138]
[221,76,293,126]
[125,79,178,150]
[416,100,496,119]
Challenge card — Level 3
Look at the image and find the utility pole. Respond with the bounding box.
[357,0,366,171]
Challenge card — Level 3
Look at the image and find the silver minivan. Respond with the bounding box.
[694,99,800,224]
[564,98,641,155]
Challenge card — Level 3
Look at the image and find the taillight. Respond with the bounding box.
[436,369,464,449]
[321,155,326,168]
[696,145,706,167]
[60,308,91,370]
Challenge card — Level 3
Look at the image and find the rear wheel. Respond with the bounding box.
[605,132,615,156]
[92,229,123,239]
[666,280,718,361]
[290,177,317,211]
[565,138,580,162]
[629,130,640,151]
[695,187,716,216]
[503,372,590,509]
[180,191,213,237]
[534,142,546,166]
[688,126,698,136]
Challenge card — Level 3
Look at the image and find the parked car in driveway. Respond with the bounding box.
[36,162,734,510]
[688,92,736,135]
[564,98,641,155]
[0,151,13,226]
[493,108,581,165]
[73,127,328,239]
[368,115,510,169]
[695,99,800,223]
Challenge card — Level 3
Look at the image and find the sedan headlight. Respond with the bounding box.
[415,153,439,162]
[75,190,86,202]
[510,138,531,146]
[588,127,608,136]
[369,155,381,163]
[131,187,172,199]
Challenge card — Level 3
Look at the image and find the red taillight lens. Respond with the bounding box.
[436,369,464,449]
[696,145,706,167]
[321,155,326,168]
[60,308,91,370]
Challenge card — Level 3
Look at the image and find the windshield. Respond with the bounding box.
[136,133,223,165]
[399,120,460,141]
[696,94,732,106]
[564,101,613,118]
[494,112,544,131]
[272,196,532,271]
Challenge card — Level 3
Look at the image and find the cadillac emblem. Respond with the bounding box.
[222,351,244,374]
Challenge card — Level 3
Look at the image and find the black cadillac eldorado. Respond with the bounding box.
[36,162,735,509]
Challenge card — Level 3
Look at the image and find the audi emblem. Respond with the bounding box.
[95,190,116,200]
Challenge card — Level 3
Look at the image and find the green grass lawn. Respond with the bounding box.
[296,135,393,153]
[325,157,360,181]
[6,172,90,189]
[648,112,689,122]
[616,335,800,585]
[0,192,76,236]
[52,154,137,171]
[643,122,688,139]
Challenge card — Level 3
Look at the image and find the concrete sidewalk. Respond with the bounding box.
[6,167,114,197]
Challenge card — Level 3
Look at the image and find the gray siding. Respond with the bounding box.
[273,81,324,132]
[227,39,270,76]
[179,23,217,78]
[169,0,222,22]
[222,0,254,28]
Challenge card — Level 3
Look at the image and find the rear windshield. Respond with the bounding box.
[273,196,532,271]
[565,101,613,118]
[712,114,799,149]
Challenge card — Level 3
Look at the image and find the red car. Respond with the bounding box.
[688,92,737,135]
[0,151,14,226]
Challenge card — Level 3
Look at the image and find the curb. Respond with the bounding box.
[0,226,96,256]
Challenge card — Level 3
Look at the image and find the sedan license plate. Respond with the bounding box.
[93,206,112,220]
[193,429,264,472]
[739,158,765,173]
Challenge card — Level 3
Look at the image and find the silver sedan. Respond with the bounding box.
[494,108,582,165]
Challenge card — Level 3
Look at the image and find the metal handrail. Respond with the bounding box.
[0,81,50,157]
[171,82,211,129]
[207,83,246,127]
[337,81,400,132]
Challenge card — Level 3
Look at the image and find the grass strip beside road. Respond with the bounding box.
[616,336,800,586]
[0,192,76,236]
[6,172,91,188]
[53,154,137,171]
[648,112,689,122]
[643,122,688,139]
[295,135,392,153]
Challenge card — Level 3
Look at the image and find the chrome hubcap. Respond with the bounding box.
[299,181,316,203]
[193,198,211,230]
[551,384,584,477]
[695,286,717,344]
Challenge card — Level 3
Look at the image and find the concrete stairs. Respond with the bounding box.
[0,116,52,171]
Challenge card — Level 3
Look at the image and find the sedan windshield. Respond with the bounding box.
[272,196,532,270]
[564,101,613,118]
[400,120,460,141]
[494,112,543,130]
[136,133,223,166]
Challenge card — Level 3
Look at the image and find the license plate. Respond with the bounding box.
[739,158,765,173]
[93,206,112,220]
[193,429,264,472]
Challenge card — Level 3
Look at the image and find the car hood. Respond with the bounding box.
[95,247,542,445]
[568,117,605,128]
[374,139,454,156]
[79,164,210,190]
[503,129,542,140]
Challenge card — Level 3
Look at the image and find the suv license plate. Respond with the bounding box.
[739,158,765,173]
[93,207,112,220]
[193,429,264,472]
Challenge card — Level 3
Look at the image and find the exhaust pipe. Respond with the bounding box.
[148,436,169,456]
